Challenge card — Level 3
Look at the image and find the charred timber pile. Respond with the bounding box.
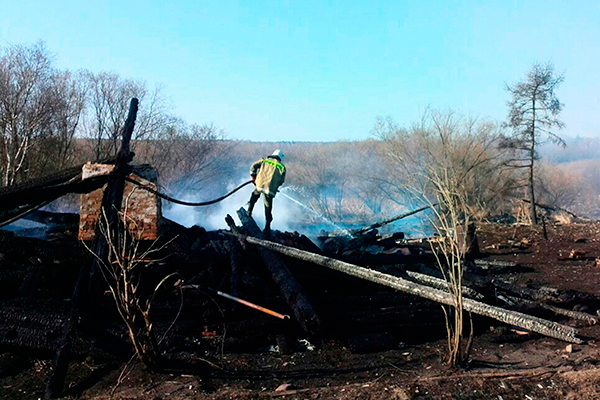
[1,207,600,397]
[227,209,452,345]
[313,223,600,334]
[2,210,599,357]
[2,198,600,396]
[219,209,587,343]
[2,208,598,361]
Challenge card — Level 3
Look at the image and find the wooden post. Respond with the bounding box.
[45,98,139,399]
[44,262,90,399]
[224,239,245,313]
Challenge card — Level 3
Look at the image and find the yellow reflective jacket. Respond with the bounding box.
[250,157,286,197]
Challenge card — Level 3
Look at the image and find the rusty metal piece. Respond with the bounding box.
[184,285,290,320]
[215,290,291,320]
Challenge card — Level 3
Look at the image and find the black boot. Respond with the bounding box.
[264,206,273,234]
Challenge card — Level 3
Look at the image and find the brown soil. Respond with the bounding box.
[3,221,600,399]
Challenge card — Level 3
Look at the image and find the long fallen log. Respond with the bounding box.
[404,270,485,300]
[502,294,599,325]
[238,235,582,344]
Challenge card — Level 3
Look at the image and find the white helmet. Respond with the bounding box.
[271,149,284,161]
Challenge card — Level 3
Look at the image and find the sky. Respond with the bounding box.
[1,0,599,142]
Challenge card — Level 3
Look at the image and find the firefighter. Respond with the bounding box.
[247,149,286,233]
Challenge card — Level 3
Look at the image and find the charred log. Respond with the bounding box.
[22,210,79,226]
[226,210,321,336]
[240,235,583,344]
[45,261,91,399]
[404,270,485,300]
[351,205,433,236]
[500,294,599,325]
[344,229,379,252]
[374,232,406,247]
[225,239,245,311]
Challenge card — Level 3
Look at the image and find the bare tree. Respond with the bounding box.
[0,42,53,185]
[0,40,232,209]
[81,71,169,161]
[504,62,565,225]
[0,42,87,185]
[84,192,179,369]
[377,111,503,366]
[135,121,229,192]
[28,70,87,174]
[291,143,353,223]
[535,162,582,211]
[345,142,391,216]
[375,113,512,219]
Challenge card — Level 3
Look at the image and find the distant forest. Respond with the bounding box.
[156,137,600,232]
[216,138,600,225]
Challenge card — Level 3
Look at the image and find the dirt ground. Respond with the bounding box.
[3,220,600,399]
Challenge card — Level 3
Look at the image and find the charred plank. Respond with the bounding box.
[226,210,321,336]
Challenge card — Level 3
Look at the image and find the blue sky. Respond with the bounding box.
[1,1,598,141]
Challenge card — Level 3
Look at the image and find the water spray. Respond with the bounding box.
[279,188,353,238]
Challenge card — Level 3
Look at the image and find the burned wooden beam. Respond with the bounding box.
[224,239,245,312]
[0,157,117,222]
[344,229,379,252]
[225,210,320,336]
[44,260,92,399]
[22,209,79,226]
[501,294,599,325]
[351,205,434,236]
[404,270,485,300]
[374,232,405,247]
[239,235,583,344]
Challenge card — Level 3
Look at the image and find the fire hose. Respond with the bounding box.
[0,175,253,228]
[112,176,254,206]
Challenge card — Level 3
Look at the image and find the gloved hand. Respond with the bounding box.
[251,175,256,183]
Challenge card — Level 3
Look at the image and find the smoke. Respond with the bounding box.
[162,176,303,232]
[162,176,364,236]
[162,176,432,239]
[2,218,44,230]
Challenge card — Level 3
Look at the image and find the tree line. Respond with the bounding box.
[4,42,593,224]
[0,42,228,190]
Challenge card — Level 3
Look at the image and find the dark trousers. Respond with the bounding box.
[248,190,273,224]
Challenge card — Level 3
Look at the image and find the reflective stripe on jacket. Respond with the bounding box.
[250,157,286,197]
